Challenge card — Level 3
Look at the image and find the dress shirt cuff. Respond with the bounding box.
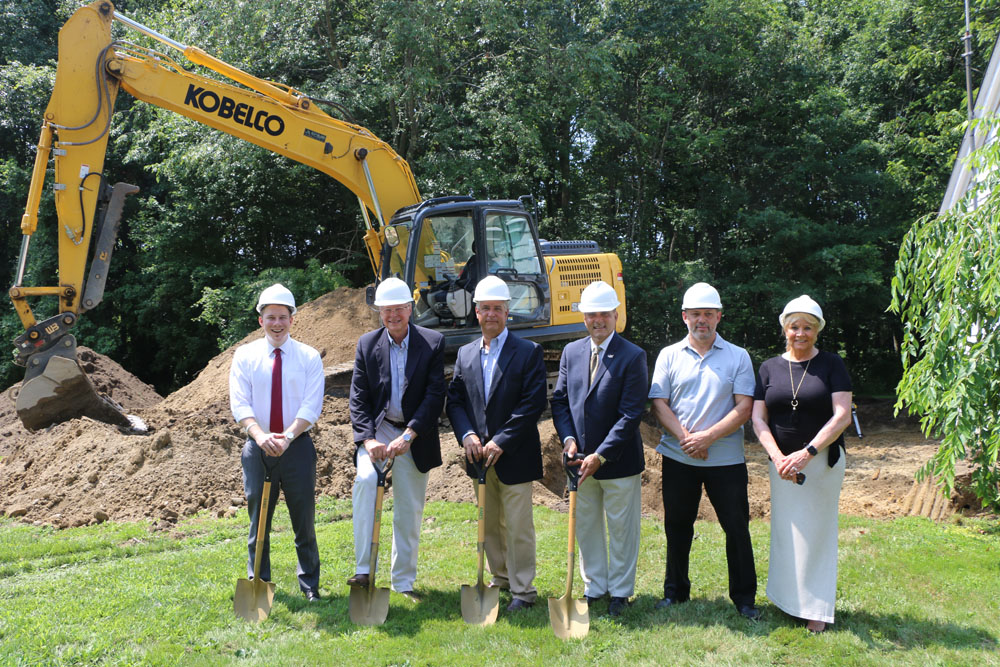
[294,407,321,426]
[461,430,476,443]
[232,407,256,425]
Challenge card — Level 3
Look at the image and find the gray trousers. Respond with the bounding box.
[241,434,320,593]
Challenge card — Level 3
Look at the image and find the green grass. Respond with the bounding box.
[0,500,997,666]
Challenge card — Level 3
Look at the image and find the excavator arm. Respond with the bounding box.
[10,1,422,428]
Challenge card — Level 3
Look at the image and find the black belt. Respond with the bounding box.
[384,417,406,429]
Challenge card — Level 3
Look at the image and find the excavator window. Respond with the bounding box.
[410,212,478,328]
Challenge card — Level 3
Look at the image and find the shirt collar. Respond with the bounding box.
[480,326,509,353]
[682,332,725,355]
[590,331,614,355]
[269,338,291,355]
[386,326,410,350]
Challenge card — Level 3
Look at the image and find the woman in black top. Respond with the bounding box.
[751,295,852,633]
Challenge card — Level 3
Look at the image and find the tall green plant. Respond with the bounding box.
[890,125,1000,511]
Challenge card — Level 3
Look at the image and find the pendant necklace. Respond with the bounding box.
[788,356,812,412]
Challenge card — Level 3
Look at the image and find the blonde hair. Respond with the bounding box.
[780,311,821,330]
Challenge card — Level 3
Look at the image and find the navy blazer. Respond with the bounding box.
[446,332,547,485]
[550,333,647,480]
[350,324,446,473]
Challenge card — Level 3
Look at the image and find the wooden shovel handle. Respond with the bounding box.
[251,480,272,581]
[564,490,577,598]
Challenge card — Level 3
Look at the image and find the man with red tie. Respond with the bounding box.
[230,283,325,602]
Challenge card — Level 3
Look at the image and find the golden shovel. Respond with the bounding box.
[548,453,589,639]
[234,453,277,623]
[349,458,393,625]
[460,459,499,625]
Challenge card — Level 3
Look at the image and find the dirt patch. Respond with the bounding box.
[0,287,984,529]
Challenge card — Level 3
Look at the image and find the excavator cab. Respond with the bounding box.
[376,197,551,348]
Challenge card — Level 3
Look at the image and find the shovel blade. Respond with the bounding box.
[349,585,390,626]
[460,583,499,626]
[548,595,590,639]
[234,577,275,623]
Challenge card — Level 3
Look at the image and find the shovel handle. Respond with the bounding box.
[374,458,393,487]
[249,450,279,582]
[475,478,487,587]
[470,457,491,484]
[563,452,585,492]
[251,480,272,582]
[563,489,577,598]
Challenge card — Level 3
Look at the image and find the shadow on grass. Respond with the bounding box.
[618,594,768,636]
[836,609,998,651]
[275,586,550,636]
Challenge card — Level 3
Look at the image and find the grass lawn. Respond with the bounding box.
[0,499,997,666]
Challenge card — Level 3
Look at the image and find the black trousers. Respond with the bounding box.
[661,455,756,607]
[242,435,320,593]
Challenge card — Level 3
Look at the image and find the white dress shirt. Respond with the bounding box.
[230,336,324,432]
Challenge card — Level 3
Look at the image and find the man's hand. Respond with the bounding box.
[571,452,602,483]
[365,438,390,462]
[482,440,503,466]
[679,429,713,460]
[562,437,578,458]
[387,429,415,458]
[255,431,287,457]
[462,433,484,463]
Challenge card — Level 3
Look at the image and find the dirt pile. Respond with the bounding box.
[0,287,979,529]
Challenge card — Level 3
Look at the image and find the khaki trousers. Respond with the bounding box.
[352,421,429,592]
[575,473,641,598]
[476,466,537,602]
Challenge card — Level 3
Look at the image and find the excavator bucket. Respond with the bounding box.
[13,336,130,431]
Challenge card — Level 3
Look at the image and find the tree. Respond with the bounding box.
[891,128,1000,511]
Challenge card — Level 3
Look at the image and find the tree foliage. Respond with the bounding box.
[891,126,1000,511]
[0,0,995,403]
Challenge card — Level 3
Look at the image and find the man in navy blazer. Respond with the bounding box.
[348,278,446,600]
[447,276,547,612]
[551,281,647,617]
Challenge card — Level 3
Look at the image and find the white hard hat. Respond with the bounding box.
[373,277,414,307]
[579,281,621,313]
[256,283,296,314]
[682,282,722,310]
[473,275,510,302]
[780,295,826,332]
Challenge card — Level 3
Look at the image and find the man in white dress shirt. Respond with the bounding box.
[229,283,325,601]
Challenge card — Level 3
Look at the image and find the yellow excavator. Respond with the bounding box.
[9,1,627,430]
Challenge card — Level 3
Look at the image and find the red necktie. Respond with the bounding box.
[270,348,283,433]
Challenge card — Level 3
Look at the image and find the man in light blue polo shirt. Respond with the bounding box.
[648,282,760,620]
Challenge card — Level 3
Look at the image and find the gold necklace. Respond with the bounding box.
[788,356,812,411]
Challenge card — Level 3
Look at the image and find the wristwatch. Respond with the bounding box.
[806,445,818,456]
[402,431,413,443]
[596,453,607,465]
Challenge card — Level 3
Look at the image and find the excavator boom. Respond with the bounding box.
[9,1,626,430]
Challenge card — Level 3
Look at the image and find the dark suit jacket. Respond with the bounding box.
[550,333,647,480]
[446,331,547,485]
[350,324,446,473]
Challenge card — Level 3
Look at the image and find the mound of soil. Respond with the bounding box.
[0,287,981,530]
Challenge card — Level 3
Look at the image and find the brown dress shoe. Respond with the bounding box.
[346,573,370,588]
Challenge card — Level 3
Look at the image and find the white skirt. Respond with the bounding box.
[766,451,845,624]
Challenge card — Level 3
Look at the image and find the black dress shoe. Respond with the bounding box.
[399,590,422,603]
[305,589,321,602]
[654,597,682,610]
[737,604,761,621]
[346,573,369,588]
[580,595,603,606]
[608,597,631,617]
[506,598,534,612]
